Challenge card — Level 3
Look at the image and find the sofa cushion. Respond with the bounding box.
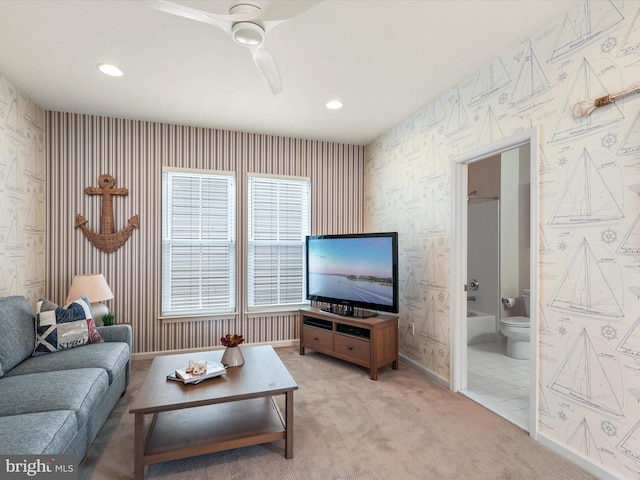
[0,368,108,428]
[0,296,36,377]
[33,296,103,356]
[0,411,78,455]
[6,341,130,385]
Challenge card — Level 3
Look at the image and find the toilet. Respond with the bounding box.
[499,289,530,360]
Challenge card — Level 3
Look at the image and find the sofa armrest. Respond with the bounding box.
[97,324,132,388]
[97,324,132,348]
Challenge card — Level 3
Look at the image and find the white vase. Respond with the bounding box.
[221,346,244,367]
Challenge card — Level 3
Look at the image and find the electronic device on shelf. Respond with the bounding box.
[302,318,332,330]
[305,232,399,317]
[336,323,370,338]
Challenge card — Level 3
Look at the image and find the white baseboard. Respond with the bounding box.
[132,339,299,361]
[537,432,620,480]
[399,353,450,389]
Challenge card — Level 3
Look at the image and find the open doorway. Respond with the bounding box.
[450,129,539,438]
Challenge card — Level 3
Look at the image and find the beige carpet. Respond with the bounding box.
[79,346,597,480]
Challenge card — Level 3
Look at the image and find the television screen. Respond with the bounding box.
[306,232,399,315]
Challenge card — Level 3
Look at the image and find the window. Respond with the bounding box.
[162,169,236,316]
[247,175,311,309]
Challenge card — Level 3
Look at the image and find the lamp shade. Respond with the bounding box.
[66,274,114,304]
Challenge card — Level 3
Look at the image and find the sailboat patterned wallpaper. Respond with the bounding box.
[0,74,45,306]
[365,1,640,478]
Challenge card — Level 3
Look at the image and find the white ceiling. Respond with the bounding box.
[0,0,583,146]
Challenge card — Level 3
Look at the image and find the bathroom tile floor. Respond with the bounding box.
[461,341,530,431]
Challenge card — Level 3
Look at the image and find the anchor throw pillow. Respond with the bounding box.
[33,295,103,356]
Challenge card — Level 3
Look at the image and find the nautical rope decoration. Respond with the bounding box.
[76,174,139,253]
[573,84,640,117]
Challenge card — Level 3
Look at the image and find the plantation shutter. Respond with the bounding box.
[248,175,310,308]
[162,170,236,315]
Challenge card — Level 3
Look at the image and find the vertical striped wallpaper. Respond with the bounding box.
[46,112,364,354]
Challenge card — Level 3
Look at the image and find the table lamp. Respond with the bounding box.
[66,273,114,324]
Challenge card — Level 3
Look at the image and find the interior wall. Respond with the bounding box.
[467,199,500,323]
[0,73,45,306]
[468,154,500,199]
[468,155,501,323]
[500,148,527,319]
[518,145,530,296]
[46,112,364,354]
[364,1,640,478]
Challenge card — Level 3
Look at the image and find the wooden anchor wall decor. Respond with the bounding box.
[76,174,139,253]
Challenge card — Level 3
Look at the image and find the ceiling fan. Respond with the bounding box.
[148,0,323,94]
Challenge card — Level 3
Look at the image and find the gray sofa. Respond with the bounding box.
[0,295,131,460]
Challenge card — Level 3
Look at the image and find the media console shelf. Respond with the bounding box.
[298,307,398,380]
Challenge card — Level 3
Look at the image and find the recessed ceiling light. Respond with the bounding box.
[326,100,343,110]
[97,63,123,77]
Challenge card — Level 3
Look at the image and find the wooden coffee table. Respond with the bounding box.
[129,345,298,480]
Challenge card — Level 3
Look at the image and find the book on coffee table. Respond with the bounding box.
[172,361,227,384]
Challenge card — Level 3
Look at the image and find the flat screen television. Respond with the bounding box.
[305,232,399,316]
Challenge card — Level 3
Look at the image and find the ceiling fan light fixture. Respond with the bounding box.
[232,22,264,47]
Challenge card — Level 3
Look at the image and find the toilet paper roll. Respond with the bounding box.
[502,297,516,308]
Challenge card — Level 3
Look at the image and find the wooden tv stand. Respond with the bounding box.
[298,307,398,380]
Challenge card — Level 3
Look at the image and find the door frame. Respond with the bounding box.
[450,128,539,439]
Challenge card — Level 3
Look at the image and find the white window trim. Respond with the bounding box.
[245,173,311,315]
[164,167,235,176]
[161,167,237,317]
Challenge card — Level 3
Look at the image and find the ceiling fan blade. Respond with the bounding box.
[148,0,233,33]
[250,45,282,95]
[259,0,324,22]
[149,0,324,32]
